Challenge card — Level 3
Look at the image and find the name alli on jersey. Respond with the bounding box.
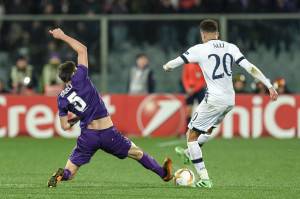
[213,43,224,48]
[60,84,73,97]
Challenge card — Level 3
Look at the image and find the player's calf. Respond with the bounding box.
[186,129,210,182]
[128,143,173,182]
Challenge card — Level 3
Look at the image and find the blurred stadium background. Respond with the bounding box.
[0,1,300,199]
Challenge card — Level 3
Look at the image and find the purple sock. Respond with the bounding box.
[138,153,166,178]
[62,169,72,181]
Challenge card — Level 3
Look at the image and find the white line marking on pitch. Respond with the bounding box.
[157,140,185,147]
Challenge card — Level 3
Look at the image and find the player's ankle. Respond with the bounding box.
[199,168,209,180]
[62,168,72,181]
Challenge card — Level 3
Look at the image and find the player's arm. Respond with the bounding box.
[163,57,184,72]
[49,28,88,67]
[163,46,199,72]
[232,45,278,101]
[237,57,278,101]
[60,116,71,131]
[59,116,80,131]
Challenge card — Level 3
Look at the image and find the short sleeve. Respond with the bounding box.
[57,98,68,117]
[180,45,200,64]
[71,64,88,82]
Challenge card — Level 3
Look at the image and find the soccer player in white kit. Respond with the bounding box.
[163,19,278,188]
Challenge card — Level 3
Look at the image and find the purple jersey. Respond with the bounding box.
[57,64,108,129]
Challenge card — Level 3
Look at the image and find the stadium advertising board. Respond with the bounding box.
[0,95,299,138]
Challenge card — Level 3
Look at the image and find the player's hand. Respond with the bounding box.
[268,87,278,101]
[49,28,66,40]
[68,116,80,127]
[163,64,173,72]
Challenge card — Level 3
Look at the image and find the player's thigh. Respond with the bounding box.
[99,127,132,160]
[186,128,202,142]
[188,102,218,131]
[189,102,230,132]
[68,130,100,167]
[212,105,233,128]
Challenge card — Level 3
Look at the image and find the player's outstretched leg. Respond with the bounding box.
[98,127,173,182]
[128,143,173,182]
[175,133,212,165]
[186,129,212,188]
[47,160,78,187]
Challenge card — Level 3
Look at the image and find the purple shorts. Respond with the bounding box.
[69,127,132,166]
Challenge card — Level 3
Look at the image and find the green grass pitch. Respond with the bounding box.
[0,137,299,199]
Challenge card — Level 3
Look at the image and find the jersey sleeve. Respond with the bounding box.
[232,45,251,68]
[180,45,200,64]
[57,97,68,117]
[71,64,88,82]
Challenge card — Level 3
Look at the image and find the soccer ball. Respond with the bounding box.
[174,168,195,186]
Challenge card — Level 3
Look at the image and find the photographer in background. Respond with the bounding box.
[128,53,155,94]
[273,77,290,94]
[233,73,248,93]
[251,79,269,95]
[10,55,36,95]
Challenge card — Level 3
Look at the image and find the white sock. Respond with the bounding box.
[187,141,209,180]
[185,134,211,159]
[197,134,211,145]
[199,168,209,180]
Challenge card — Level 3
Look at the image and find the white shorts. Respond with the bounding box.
[188,101,233,133]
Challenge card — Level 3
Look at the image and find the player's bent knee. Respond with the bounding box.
[207,127,214,134]
[127,145,144,160]
[187,129,199,142]
[135,150,144,160]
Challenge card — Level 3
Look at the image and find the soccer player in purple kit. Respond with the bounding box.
[47,28,173,188]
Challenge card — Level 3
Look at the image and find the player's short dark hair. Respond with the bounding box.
[136,53,147,60]
[16,55,27,61]
[58,61,76,82]
[200,19,219,33]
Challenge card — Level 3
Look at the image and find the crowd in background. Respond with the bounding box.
[1,0,300,15]
[0,0,297,95]
[0,52,290,96]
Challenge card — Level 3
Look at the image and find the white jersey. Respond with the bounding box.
[181,40,246,106]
